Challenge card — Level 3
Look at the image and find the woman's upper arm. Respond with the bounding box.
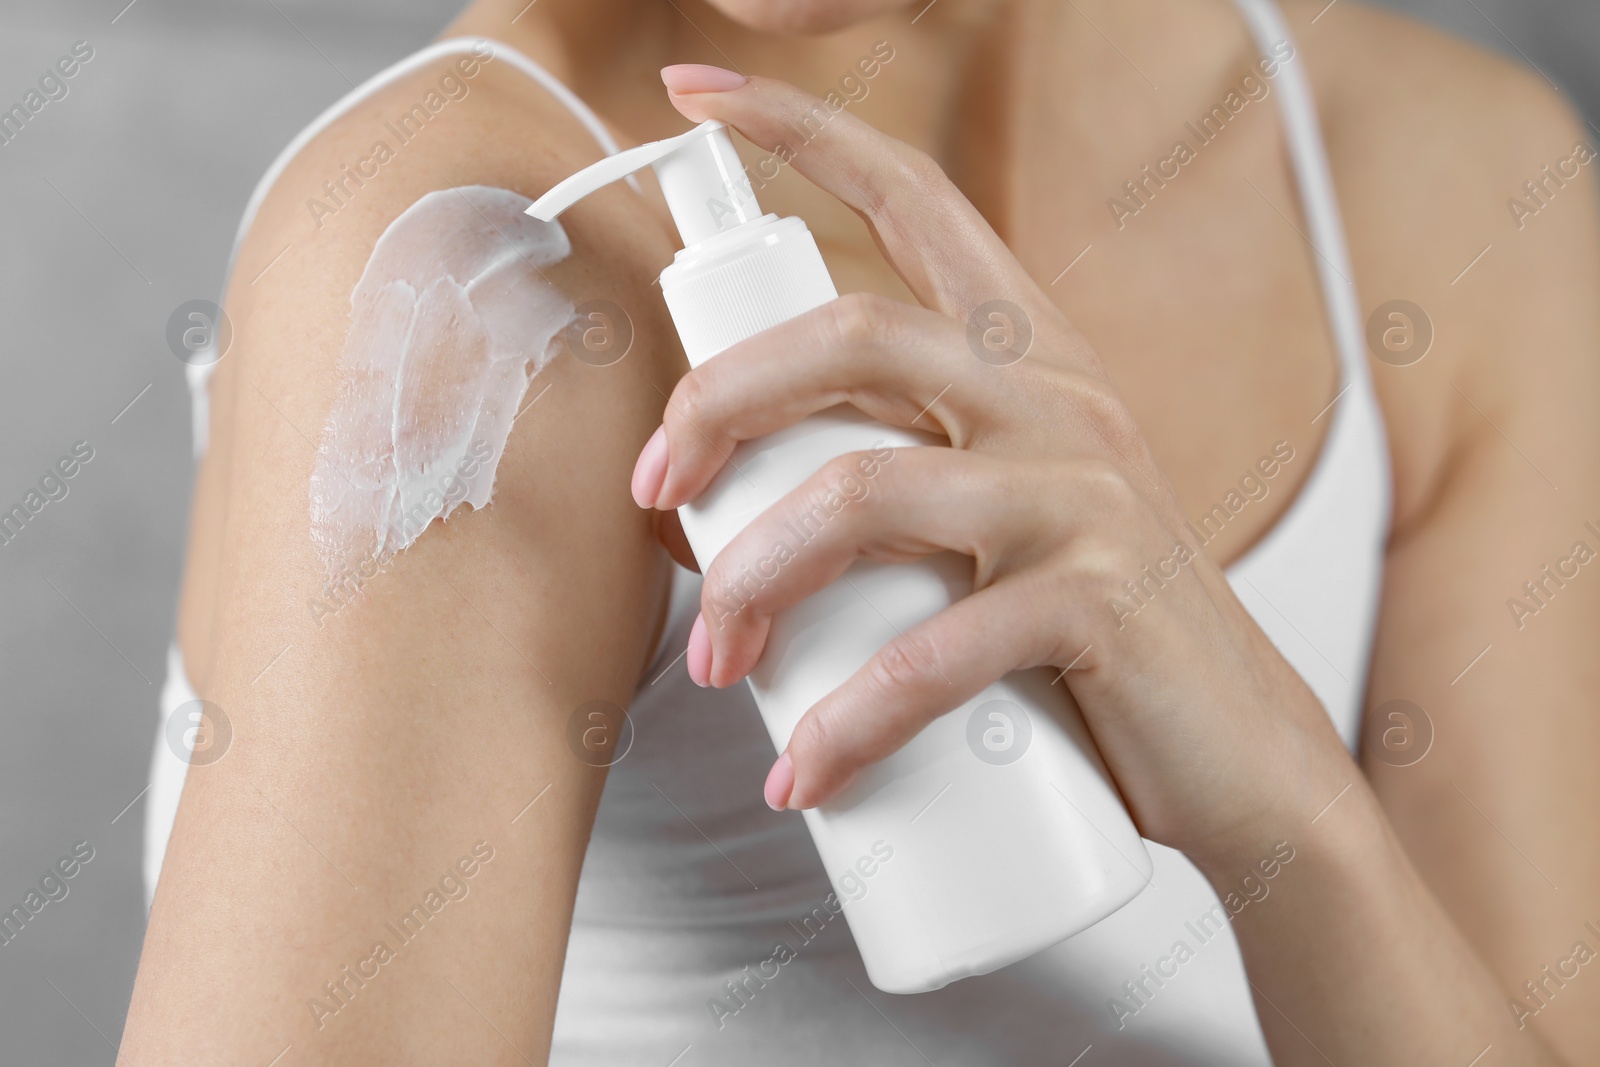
[125,57,681,1064]
[1352,61,1600,1056]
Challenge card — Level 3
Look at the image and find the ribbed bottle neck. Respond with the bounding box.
[659,216,839,366]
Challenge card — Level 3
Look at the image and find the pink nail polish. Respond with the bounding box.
[686,613,712,687]
[764,752,794,811]
[631,426,668,508]
[660,64,748,94]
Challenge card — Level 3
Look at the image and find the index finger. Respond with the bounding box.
[660,65,1043,319]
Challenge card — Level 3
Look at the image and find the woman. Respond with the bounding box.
[124,0,1600,1062]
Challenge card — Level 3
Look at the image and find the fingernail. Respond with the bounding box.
[686,612,712,687]
[631,426,668,508]
[660,64,747,94]
[764,751,794,811]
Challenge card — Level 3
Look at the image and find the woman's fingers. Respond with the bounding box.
[659,65,1043,320]
[644,293,1015,510]
[695,448,1021,683]
[772,575,1072,810]
[694,449,1150,684]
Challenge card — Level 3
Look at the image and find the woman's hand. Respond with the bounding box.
[636,65,1354,871]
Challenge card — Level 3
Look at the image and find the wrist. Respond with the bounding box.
[1184,717,1374,886]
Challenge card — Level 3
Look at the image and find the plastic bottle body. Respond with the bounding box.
[661,217,1153,994]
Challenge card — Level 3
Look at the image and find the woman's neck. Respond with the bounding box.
[442,0,1264,243]
[448,0,1030,152]
[451,0,1259,156]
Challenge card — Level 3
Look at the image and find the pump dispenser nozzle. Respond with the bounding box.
[529,119,836,366]
[527,120,761,246]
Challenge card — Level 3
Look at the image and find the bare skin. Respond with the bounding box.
[123,0,1600,1063]
[129,59,682,1064]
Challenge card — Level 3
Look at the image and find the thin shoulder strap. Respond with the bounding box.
[224,36,631,286]
[188,37,633,453]
[1229,0,1367,391]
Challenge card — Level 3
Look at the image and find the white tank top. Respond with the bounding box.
[146,3,1392,1060]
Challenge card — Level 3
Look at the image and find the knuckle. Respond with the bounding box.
[670,368,718,434]
[824,291,891,351]
[790,705,843,765]
[892,142,950,197]
[797,454,877,533]
[865,631,941,698]
[855,142,951,233]
[1063,374,1145,458]
[881,447,931,499]
[821,450,869,492]
[1038,561,1082,612]
[1066,535,1141,600]
[854,446,924,520]
[1075,456,1140,513]
[703,542,771,630]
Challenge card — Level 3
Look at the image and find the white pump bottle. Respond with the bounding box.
[529,121,1152,994]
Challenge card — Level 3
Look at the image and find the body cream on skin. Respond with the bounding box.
[309,185,574,591]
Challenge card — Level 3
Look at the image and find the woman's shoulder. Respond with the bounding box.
[1296,1,1588,180]
[1288,1,1599,528]
[208,35,685,454]
[178,40,684,674]
[224,39,678,322]
[1288,0,1593,279]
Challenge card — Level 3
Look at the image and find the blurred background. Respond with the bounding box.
[0,0,1595,1060]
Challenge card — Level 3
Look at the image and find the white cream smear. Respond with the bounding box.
[310,185,573,588]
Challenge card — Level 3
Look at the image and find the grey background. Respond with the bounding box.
[0,0,1594,1061]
